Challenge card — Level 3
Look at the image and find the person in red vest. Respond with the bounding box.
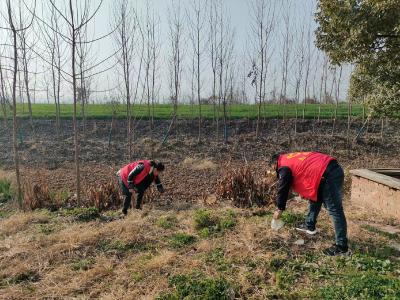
[116,160,165,215]
[270,152,348,256]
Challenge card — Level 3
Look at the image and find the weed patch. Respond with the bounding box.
[204,248,231,272]
[97,239,153,254]
[169,232,196,249]
[193,209,237,236]
[71,258,95,271]
[317,272,400,299]
[157,272,234,300]
[281,211,304,225]
[157,215,178,229]
[60,207,100,222]
[10,270,40,284]
[0,179,13,203]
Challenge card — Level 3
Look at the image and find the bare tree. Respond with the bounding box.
[162,0,184,144]
[18,17,35,132]
[35,0,111,204]
[216,4,235,143]
[208,0,219,126]
[279,1,292,119]
[302,22,313,119]
[187,0,206,142]
[249,0,275,138]
[1,0,36,206]
[113,0,138,160]
[294,25,305,136]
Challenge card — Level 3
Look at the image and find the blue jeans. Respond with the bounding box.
[305,162,348,248]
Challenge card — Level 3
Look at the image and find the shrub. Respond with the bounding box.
[216,166,276,207]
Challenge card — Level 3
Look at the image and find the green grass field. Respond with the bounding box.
[7,103,366,120]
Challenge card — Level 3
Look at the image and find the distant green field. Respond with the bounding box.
[6,103,366,120]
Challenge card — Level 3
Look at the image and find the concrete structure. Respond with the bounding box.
[350,169,400,220]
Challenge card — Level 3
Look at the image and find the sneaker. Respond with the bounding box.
[295,223,317,235]
[323,244,349,256]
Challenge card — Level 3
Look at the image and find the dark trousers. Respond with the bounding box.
[116,174,143,211]
[305,162,348,248]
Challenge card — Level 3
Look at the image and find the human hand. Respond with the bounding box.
[273,209,283,220]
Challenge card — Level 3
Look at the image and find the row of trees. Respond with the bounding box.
[1,0,398,206]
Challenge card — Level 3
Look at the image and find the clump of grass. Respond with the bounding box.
[205,248,231,272]
[38,223,56,235]
[0,178,13,203]
[157,272,234,300]
[317,272,400,299]
[193,209,237,237]
[10,270,40,284]
[71,258,95,271]
[193,209,217,230]
[61,207,99,222]
[97,239,153,254]
[281,211,304,225]
[168,232,196,249]
[157,215,178,229]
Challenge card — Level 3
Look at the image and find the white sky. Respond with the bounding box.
[0,0,352,104]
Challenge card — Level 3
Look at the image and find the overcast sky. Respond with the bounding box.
[0,0,352,104]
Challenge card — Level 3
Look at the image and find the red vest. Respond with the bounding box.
[278,152,335,201]
[119,160,154,188]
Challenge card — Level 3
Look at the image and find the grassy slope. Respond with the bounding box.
[9,103,366,119]
[0,200,399,299]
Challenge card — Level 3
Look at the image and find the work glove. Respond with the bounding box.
[157,184,165,193]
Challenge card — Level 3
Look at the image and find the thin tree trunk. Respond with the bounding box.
[70,0,81,205]
[11,25,22,207]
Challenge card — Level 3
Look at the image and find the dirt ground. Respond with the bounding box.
[1,118,400,207]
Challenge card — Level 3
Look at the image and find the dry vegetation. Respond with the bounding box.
[0,197,399,299]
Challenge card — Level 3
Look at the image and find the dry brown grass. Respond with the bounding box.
[0,194,399,299]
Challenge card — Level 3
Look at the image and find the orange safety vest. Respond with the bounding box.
[278,152,335,201]
[119,160,154,188]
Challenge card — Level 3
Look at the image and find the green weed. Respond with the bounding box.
[193,209,237,236]
[204,248,231,272]
[0,179,13,203]
[281,211,304,225]
[71,258,95,271]
[157,215,178,229]
[157,272,234,300]
[317,272,400,299]
[169,232,196,249]
[61,207,99,222]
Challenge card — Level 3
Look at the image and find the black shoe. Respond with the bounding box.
[122,208,128,216]
[323,244,349,256]
[295,223,317,235]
